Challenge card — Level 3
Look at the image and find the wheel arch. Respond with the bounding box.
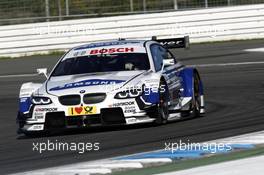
[141,76,169,104]
[179,67,204,98]
[19,82,42,113]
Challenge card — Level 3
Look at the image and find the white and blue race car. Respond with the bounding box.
[17,36,205,135]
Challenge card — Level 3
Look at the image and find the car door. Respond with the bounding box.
[150,44,182,104]
[162,49,183,104]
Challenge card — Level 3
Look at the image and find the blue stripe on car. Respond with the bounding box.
[49,79,125,91]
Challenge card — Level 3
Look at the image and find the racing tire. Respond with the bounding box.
[153,81,169,125]
[190,73,201,118]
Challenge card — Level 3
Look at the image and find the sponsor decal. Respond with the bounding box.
[112,101,135,107]
[112,101,136,113]
[33,125,43,130]
[89,48,134,55]
[68,106,97,116]
[73,50,86,57]
[20,97,29,103]
[35,115,44,119]
[34,112,45,119]
[49,79,125,91]
[64,45,146,59]
[35,108,58,112]
[28,125,44,131]
[159,39,185,48]
[124,106,136,113]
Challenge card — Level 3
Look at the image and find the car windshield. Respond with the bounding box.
[51,53,150,76]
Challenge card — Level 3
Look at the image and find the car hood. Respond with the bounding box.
[46,71,145,96]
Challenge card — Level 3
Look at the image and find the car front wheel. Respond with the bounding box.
[154,81,169,125]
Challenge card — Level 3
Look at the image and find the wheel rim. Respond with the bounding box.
[159,84,169,121]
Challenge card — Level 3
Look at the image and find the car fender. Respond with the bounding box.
[19,82,42,113]
[179,67,204,98]
[141,73,168,104]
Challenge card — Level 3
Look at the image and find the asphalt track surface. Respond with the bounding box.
[1,40,264,174]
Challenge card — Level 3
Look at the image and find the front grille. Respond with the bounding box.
[45,112,65,129]
[59,95,80,106]
[83,93,106,104]
[67,115,101,126]
[101,108,126,124]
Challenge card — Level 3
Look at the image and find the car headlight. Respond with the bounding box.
[114,88,142,99]
[31,96,52,105]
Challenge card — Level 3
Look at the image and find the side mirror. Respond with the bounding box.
[37,68,48,78]
[163,59,175,67]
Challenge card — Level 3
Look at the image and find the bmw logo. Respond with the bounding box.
[80,90,86,94]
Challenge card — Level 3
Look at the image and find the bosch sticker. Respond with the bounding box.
[89,48,134,55]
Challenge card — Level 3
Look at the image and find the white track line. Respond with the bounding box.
[208,130,264,144]
[0,73,37,78]
[65,162,143,169]
[191,61,264,68]
[121,158,172,163]
[244,47,264,52]
[41,168,111,175]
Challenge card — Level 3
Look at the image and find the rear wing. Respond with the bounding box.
[152,36,190,49]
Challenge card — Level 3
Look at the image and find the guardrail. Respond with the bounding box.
[0,4,263,57]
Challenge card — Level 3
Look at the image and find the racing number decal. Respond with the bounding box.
[68,106,97,116]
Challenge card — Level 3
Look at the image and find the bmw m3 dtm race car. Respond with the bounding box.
[17,36,205,135]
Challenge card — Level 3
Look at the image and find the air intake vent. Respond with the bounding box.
[83,93,106,104]
[59,95,80,106]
